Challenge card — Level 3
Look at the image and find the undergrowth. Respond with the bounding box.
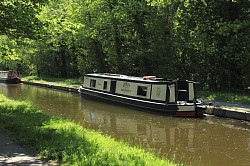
[197,91,250,105]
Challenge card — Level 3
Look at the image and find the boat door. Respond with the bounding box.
[110,80,116,94]
[177,80,188,101]
[176,80,195,102]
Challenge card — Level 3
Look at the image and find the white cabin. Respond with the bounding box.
[82,73,196,104]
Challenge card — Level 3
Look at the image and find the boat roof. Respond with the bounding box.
[85,73,198,84]
[85,73,170,83]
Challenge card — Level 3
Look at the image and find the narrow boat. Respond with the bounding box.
[79,73,204,118]
[0,70,21,84]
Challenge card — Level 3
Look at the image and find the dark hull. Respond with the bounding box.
[80,88,203,118]
[0,78,21,84]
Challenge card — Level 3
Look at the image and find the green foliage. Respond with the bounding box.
[0,0,47,38]
[0,94,177,165]
[0,35,21,69]
[32,0,81,77]
[197,91,250,105]
[0,0,249,92]
[171,0,250,91]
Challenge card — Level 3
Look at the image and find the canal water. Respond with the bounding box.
[0,83,249,166]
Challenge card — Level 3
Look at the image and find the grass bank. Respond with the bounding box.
[197,91,250,105]
[22,76,82,88]
[0,94,177,166]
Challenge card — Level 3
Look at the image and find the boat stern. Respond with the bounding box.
[175,104,204,118]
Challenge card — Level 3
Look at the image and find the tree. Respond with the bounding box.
[0,0,47,39]
[171,0,250,91]
[34,0,81,77]
[1,0,249,92]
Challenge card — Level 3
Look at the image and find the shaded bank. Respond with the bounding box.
[0,94,177,166]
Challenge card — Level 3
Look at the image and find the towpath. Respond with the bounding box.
[0,130,56,166]
[205,100,250,111]
[213,101,250,109]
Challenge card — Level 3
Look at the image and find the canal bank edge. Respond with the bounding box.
[22,81,250,121]
[207,107,250,121]
[22,81,79,93]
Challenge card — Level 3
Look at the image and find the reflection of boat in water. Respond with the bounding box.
[81,99,250,166]
[0,70,21,84]
[80,99,196,152]
[0,83,22,99]
[80,73,204,117]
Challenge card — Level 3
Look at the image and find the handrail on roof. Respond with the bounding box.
[102,73,127,77]
[143,76,156,80]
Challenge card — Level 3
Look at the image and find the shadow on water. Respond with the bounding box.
[0,83,250,166]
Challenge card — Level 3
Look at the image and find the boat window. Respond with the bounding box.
[90,79,96,88]
[137,86,147,96]
[103,81,107,90]
[0,72,8,77]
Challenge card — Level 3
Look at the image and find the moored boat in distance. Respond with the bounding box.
[79,73,205,118]
[0,70,21,84]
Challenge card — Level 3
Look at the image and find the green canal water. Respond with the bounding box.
[0,83,249,166]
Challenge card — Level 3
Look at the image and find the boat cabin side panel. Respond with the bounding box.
[82,75,198,105]
[83,75,172,102]
[151,84,167,101]
[83,76,111,92]
[169,84,176,103]
[0,71,8,78]
[188,83,195,101]
[83,76,198,103]
[115,81,151,99]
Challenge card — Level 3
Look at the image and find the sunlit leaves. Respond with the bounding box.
[0,35,22,69]
[0,0,249,91]
[0,0,47,39]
